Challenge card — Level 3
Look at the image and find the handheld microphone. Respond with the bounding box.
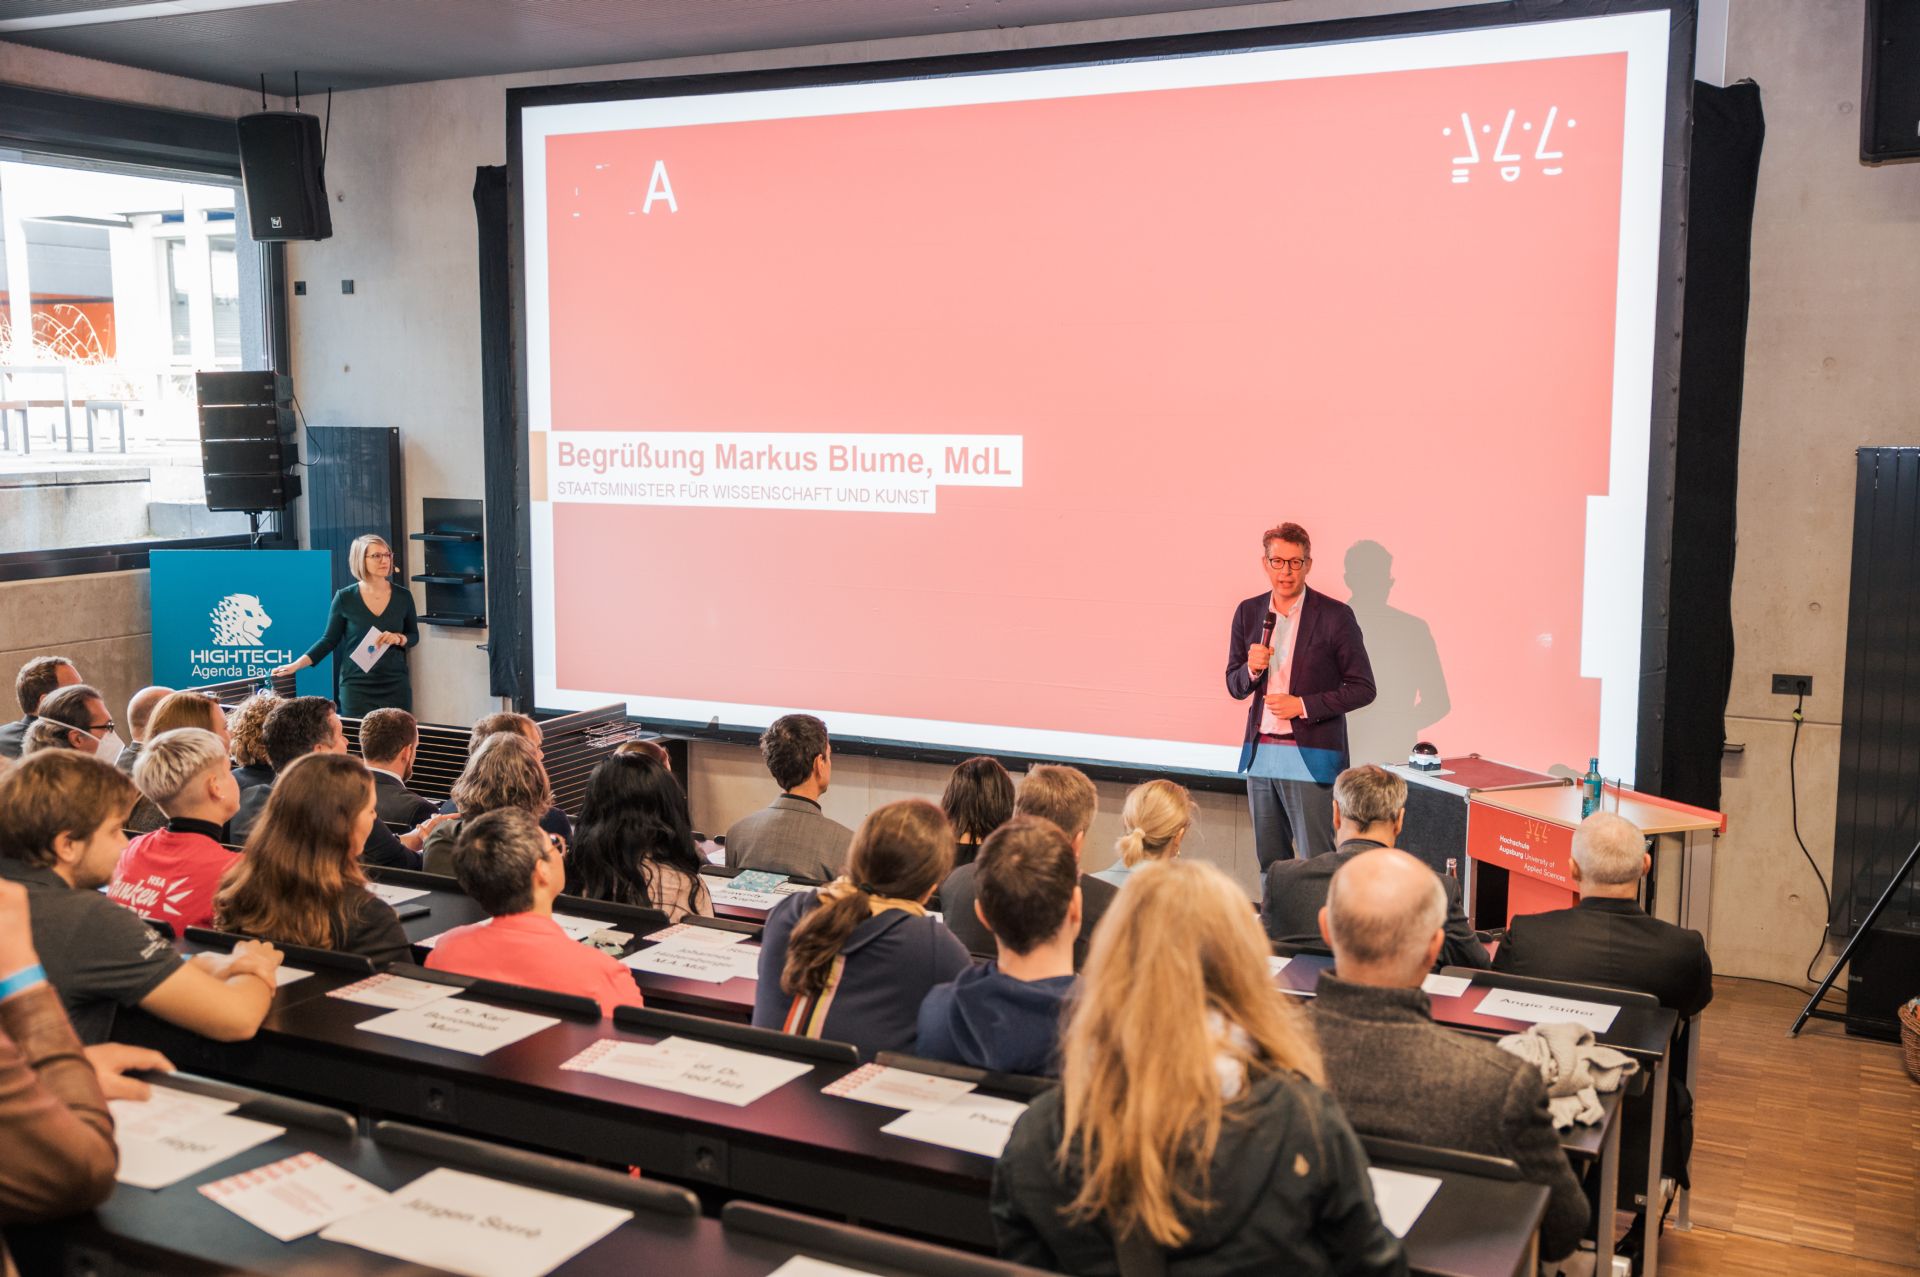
[1256,610,1276,678]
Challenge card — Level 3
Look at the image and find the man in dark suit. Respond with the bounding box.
[1495,810,1713,1214]
[232,696,424,870]
[1261,764,1488,968]
[1227,521,1375,867]
[0,656,82,760]
[358,707,440,828]
[1311,848,1588,1263]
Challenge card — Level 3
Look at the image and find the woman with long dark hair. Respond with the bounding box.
[751,799,968,1054]
[212,752,411,967]
[566,752,712,921]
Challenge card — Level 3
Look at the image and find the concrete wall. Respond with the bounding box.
[0,570,151,731]
[7,1,1919,982]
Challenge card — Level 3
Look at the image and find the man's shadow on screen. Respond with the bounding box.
[1342,540,1451,767]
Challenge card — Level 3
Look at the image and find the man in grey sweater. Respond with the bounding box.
[1310,848,1589,1263]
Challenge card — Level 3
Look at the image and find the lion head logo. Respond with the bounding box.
[210,594,273,647]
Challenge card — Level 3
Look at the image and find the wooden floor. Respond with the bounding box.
[1657,978,1919,1275]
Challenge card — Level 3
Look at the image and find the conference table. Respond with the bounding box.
[112,965,1548,1277]
[6,1077,1055,1277]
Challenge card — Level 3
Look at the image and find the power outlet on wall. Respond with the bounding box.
[1772,674,1813,696]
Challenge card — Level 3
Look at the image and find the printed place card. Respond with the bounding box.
[199,1151,389,1240]
[642,923,748,946]
[622,938,760,984]
[356,999,559,1056]
[108,1088,237,1143]
[1475,988,1621,1032]
[1367,1166,1442,1238]
[1420,973,1473,998]
[329,972,464,1010]
[559,1036,811,1106]
[116,1112,285,1189]
[274,966,313,987]
[823,1062,977,1112]
[319,1167,630,1277]
[880,1093,1028,1159]
[367,882,430,906]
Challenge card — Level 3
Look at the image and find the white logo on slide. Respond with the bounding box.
[1445,107,1572,184]
[210,594,273,647]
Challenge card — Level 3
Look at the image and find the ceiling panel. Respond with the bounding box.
[1,0,1268,93]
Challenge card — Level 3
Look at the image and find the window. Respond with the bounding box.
[0,156,275,559]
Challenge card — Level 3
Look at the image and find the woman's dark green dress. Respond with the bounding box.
[304,582,420,716]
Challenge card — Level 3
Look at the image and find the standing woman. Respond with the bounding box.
[273,534,419,716]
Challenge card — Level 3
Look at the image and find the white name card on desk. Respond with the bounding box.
[1475,988,1621,1032]
[109,1088,237,1143]
[357,999,560,1056]
[1366,1167,1442,1238]
[1268,956,1291,974]
[622,938,761,984]
[1421,974,1473,998]
[881,1093,1028,1159]
[643,923,748,946]
[768,1259,882,1277]
[709,882,791,910]
[114,1102,285,1190]
[823,1062,976,1112]
[200,1151,390,1240]
[367,882,430,906]
[330,972,464,1010]
[319,1167,630,1277]
[274,966,313,987]
[559,1036,812,1106]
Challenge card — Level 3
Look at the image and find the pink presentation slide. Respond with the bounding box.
[529,39,1652,775]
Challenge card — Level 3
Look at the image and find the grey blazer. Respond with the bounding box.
[1309,975,1590,1262]
[723,793,853,881]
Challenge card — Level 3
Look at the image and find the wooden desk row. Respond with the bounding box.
[113,961,1551,1277]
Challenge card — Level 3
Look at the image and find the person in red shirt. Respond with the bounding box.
[107,728,239,930]
[426,808,643,1017]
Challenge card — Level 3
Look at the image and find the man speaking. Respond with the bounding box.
[1226,522,1376,867]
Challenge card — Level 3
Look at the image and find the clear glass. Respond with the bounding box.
[0,157,269,554]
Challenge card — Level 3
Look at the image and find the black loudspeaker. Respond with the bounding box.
[197,371,301,512]
[1862,0,1920,163]
[236,111,333,240]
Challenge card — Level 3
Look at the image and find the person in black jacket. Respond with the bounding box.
[230,696,424,870]
[358,708,440,828]
[213,752,413,969]
[991,859,1404,1277]
[1262,765,1488,969]
[1494,810,1713,1221]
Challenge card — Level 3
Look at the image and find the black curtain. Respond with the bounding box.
[1661,82,1765,811]
[474,165,523,703]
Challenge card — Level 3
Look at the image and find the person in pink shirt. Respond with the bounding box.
[107,729,239,930]
[426,808,644,1017]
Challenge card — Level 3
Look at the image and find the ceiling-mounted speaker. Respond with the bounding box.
[1862,0,1920,163]
[236,111,333,240]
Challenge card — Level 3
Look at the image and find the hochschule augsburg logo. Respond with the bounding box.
[211,593,272,646]
[191,592,296,678]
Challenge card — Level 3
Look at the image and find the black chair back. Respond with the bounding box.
[873,1051,1056,1100]
[147,1073,355,1138]
[184,926,376,975]
[1360,1134,1522,1181]
[722,1201,1056,1276]
[374,1121,699,1216]
[613,1005,857,1065]
[1439,967,1661,1009]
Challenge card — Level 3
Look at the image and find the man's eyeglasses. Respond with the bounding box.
[84,720,116,736]
[1265,556,1309,572]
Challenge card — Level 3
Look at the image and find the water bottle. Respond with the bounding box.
[1580,757,1603,819]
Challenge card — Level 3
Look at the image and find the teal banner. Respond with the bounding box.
[150,550,333,698]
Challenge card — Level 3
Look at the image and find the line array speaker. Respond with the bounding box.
[196,371,301,513]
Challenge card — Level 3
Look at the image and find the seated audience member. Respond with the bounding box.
[942,764,1117,969]
[725,714,854,880]
[753,799,968,1054]
[992,859,1404,1276]
[358,708,440,828]
[22,686,117,761]
[125,689,231,835]
[1495,810,1713,1202]
[567,752,712,921]
[428,809,645,1016]
[0,752,280,1044]
[0,880,118,1266]
[231,696,423,869]
[1262,765,1488,969]
[423,733,553,875]
[107,729,240,930]
[113,685,174,775]
[227,692,278,791]
[940,755,1015,869]
[615,738,671,770]
[0,656,82,760]
[443,712,573,841]
[214,753,413,968]
[1311,848,1587,1261]
[1091,778,1194,889]
[916,817,1079,1076]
